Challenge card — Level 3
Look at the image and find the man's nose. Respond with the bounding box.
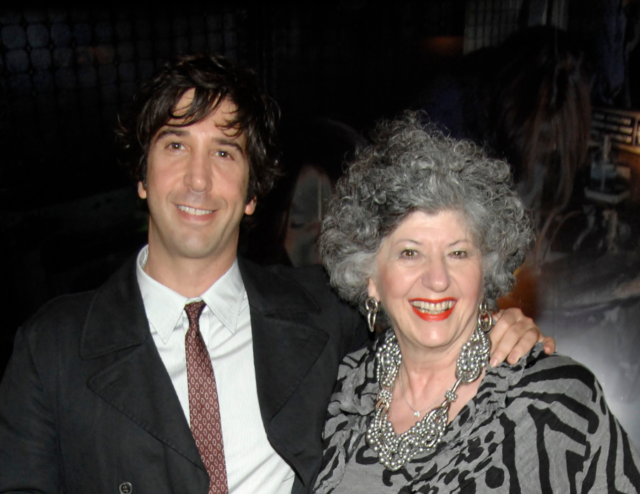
[184,151,211,192]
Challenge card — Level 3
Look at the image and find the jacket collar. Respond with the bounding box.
[79,257,207,475]
[80,256,323,358]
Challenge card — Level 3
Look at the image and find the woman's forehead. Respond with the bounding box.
[385,210,472,242]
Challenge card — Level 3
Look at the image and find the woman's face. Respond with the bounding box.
[367,210,483,355]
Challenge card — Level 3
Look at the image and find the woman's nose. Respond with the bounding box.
[421,258,451,292]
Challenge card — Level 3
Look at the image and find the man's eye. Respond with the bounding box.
[168,142,182,150]
[216,150,230,158]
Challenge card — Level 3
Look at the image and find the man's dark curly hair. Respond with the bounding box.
[116,53,281,202]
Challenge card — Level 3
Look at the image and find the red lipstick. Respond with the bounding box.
[409,298,457,321]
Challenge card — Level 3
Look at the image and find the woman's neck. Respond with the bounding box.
[387,327,486,434]
[388,363,485,435]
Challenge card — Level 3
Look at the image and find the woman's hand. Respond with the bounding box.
[488,308,555,367]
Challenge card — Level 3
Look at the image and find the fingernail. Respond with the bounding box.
[490,357,498,368]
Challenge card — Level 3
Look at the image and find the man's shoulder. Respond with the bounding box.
[267,263,333,293]
[241,258,329,285]
[22,291,95,335]
[238,258,340,306]
[12,290,98,367]
[238,258,366,347]
[19,257,138,346]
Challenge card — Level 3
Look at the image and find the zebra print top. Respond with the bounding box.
[313,338,640,493]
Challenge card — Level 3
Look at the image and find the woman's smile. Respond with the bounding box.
[409,298,457,321]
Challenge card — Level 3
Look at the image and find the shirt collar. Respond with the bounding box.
[199,258,245,334]
[136,245,246,343]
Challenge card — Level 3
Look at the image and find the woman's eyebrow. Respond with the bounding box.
[394,238,421,245]
[392,238,471,246]
[448,239,472,247]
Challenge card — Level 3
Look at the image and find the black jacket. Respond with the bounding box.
[0,256,366,494]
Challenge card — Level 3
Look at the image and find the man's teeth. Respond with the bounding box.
[178,205,213,216]
[411,300,455,314]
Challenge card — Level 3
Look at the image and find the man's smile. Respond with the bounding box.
[176,204,215,216]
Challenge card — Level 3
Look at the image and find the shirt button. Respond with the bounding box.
[119,482,133,494]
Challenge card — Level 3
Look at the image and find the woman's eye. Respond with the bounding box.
[401,249,418,258]
[450,250,467,258]
[168,142,182,150]
[216,150,230,158]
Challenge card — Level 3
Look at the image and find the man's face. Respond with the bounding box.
[138,91,256,268]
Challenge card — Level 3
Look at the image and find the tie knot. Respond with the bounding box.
[184,301,206,326]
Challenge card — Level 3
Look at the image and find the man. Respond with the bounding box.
[0,54,552,494]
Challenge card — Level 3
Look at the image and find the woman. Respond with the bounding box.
[314,113,639,492]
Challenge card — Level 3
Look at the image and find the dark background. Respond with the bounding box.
[0,0,473,357]
[2,0,640,443]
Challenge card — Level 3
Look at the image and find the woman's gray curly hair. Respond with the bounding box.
[320,112,534,312]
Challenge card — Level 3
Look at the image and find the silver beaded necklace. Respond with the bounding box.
[365,311,493,471]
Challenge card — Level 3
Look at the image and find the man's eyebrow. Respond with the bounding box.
[153,128,189,142]
[214,137,245,156]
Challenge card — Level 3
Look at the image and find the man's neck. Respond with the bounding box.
[143,247,237,298]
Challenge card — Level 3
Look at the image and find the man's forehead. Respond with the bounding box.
[171,90,238,123]
[153,91,245,144]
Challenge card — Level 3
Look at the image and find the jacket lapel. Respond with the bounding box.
[81,257,332,486]
[239,258,329,486]
[80,257,206,472]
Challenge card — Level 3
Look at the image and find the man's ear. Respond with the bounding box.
[245,196,257,216]
[137,181,147,199]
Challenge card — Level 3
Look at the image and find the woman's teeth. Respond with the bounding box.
[411,300,455,314]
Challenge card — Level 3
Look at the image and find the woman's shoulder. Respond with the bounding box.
[327,341,378,416]
[316,339,388,493]
[484,343,609,432]
[507,345,602,402]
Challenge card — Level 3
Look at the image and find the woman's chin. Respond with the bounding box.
[394,322,476,355]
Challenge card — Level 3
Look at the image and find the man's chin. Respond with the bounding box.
[174,239,236,263]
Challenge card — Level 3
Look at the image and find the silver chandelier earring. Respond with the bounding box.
[477,300,493,333]
[365,297,379,333]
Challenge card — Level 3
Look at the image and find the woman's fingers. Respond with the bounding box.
[488,308,555,367]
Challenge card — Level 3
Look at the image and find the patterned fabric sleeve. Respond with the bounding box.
[509,353,640,492]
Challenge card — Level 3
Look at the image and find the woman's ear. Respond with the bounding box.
[367,277,380,302]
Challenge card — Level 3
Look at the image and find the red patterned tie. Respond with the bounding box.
[184,301,228,494]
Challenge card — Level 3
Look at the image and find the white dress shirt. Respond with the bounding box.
[136,246,295,494]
